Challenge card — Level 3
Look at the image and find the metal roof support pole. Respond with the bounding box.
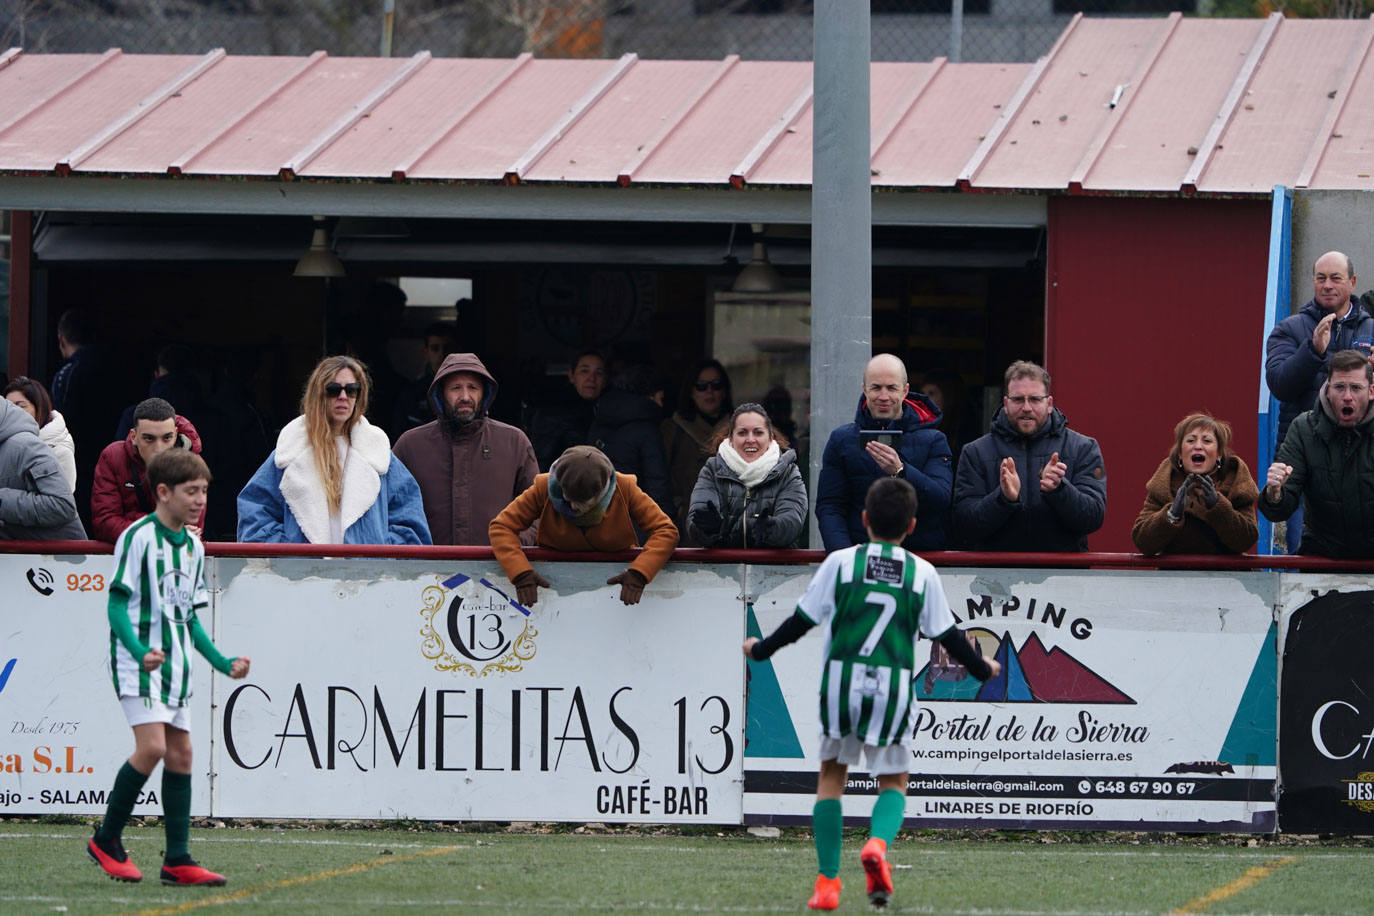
[381,0,395,57]
[810,0,872,548]
[950,0,964,63]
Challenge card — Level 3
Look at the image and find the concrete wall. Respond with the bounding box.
[1290,189,1374,312]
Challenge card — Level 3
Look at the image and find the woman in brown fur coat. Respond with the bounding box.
[1132,412,1259,555]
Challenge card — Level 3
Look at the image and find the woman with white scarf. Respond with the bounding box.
[688,403,808,548]
[4,376,76,494]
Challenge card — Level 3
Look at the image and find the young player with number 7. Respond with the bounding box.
[86,449,250,887]
[743,476,1000,910]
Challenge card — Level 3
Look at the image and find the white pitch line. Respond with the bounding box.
[4,829,1369,862]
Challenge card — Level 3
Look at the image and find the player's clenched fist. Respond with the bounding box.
[1265,462,1293,501]
[229,656,251,679]
[141,648,165,672]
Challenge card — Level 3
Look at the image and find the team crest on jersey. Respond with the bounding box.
[419,573,538,677]
[158,568,197,614]
[864,554,903,585]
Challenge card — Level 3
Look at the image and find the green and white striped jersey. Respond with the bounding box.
[796,541,957,747]
[107,514,210,706]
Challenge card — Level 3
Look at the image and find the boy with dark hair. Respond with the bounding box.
[91,397,206,542]
[744,476,1000,910]
[87,449,250,887]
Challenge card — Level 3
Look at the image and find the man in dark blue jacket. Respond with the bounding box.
[816,353,952,551]
[953,360,1105,552]
[1264,251,1373,552]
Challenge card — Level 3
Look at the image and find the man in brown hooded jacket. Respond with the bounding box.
[393,353,538,546]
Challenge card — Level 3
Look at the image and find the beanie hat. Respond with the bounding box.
[551,446,613,503]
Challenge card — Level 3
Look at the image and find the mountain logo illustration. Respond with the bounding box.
[916,630,1133,704]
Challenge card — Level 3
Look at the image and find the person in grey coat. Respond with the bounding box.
[0,397,86,540]
[688,403,808,548]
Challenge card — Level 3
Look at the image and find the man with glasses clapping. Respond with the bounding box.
[953,360,1106,552]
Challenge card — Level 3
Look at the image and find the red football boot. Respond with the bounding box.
[160,859,227,886]
[808,873,842,910]
[87,835,142,882]
[861,836,894,908]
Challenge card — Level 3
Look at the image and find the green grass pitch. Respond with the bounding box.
[5,821,1374,914]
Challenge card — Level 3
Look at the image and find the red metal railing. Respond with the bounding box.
[4,539,1374,572]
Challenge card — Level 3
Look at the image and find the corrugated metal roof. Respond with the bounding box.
[0,14,1371,196]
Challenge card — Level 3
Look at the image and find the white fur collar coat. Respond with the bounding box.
[273,415,392,545]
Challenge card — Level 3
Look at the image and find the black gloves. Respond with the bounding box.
[750,508,776,545]
[512,570,550,607]
[691,501,723,536]
[1194,473,1219,508]
[1169,473,1220,523]
[1167,479,1190,523]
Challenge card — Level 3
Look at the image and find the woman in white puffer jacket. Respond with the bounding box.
[4,376,77,494]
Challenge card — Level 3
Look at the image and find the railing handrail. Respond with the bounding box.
[4,539,1374,572]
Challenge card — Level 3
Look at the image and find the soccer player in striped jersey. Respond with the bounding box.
[86,449,251,887]
[744,476,1000,910]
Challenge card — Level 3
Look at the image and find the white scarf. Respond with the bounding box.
[274,415,392,544]
[716,437,779,488]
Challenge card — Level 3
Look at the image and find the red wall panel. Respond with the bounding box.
[1046,196,1271,553]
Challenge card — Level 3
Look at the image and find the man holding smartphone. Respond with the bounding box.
[816,353,953,552]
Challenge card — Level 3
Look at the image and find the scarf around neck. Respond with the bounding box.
[548,465,618,527]
[717,437,779,488]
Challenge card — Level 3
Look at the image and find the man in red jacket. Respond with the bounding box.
[91,397,205,542]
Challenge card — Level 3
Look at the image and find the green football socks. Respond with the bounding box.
[812,798,843,878]
[96,761,149,841]
[162,769,192,862]
[870,788,906,844]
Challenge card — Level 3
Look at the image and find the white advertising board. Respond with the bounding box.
[0,553,213,816]
[742,566,1278,832]
[0,550,1292,832]
[209,557,746,823]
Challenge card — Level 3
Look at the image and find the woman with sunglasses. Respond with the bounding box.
[662,359,732,544]
[237,355,431,544]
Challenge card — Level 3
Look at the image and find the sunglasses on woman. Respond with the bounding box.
[694,379,725,392]
[325,382,362,399]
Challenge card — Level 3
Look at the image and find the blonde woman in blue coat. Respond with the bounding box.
[237,355,430,545]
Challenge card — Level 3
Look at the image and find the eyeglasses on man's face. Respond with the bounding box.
[1006,395,1047,407]
[694,379,725,392]
[1330,383,1369,396]
[325,382,362,399]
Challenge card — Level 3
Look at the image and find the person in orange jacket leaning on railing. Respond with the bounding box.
[489,445,678,607]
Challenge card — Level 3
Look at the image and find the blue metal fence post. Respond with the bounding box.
[1257,185,1292,556]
